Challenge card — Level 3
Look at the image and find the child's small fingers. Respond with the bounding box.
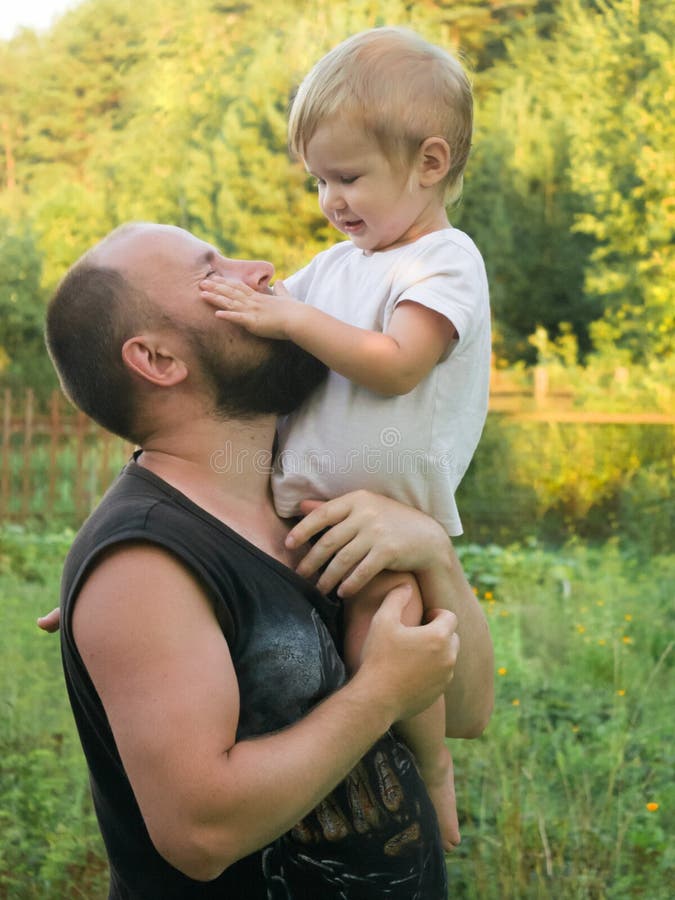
[215,310,247,320]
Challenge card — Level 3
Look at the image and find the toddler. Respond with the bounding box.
[200,27,491,850]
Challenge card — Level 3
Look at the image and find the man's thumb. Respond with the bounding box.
[378,583,414,621]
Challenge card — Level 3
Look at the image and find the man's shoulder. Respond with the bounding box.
[69,464,168,547]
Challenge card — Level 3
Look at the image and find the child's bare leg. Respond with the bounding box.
[395,699,460,850]
[342,571,461,850]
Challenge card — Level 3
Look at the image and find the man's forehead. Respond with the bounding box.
[91,224,212,270]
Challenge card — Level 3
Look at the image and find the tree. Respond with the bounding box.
[0,221,55,396]
[556,0,675,361]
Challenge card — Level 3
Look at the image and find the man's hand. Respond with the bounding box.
[200,276,302,340]
[286,491,450,597]
[287,491,494,738]
[37,607,61,633]
[357,583,459,724]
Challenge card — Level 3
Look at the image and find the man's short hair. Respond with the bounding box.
[288,27,473,204]
[45,261,152,443]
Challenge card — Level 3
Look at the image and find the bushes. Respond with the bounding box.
[0,541,107,898]
[2,530,673,897]
[457,417,673,552]
[448,541,675,900]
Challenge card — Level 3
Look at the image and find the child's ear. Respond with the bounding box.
[417,137,451,188]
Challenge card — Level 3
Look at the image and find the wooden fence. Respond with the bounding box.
[488,365,675,424]
[0,389,133,525]
[0,375,673,526]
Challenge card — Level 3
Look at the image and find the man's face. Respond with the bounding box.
[94,224,326,417]
[93,223,274,324]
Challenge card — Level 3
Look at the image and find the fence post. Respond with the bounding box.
[74,410,87,521]
[1,389,11,518]
[47,391,62,516]
[534,366,549,408]
[20,389,34,520]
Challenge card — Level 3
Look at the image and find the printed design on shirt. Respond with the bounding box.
[261,737,447,899]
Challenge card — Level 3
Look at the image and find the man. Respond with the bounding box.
[44,223,494,899]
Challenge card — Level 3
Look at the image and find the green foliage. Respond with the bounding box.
[0,536,106,897]
[2,531,672,897]
[457,412,674,551]
[0,525,74,581]
[449,540,675,899]
[0,0,671,390]
[458,0,674,362]
[0,220,57,399]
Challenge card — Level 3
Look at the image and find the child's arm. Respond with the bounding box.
[341,570,424,674]
[200,276,456,396]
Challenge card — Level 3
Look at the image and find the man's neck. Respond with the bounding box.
[138,416,276,518]
[136,412,295,560]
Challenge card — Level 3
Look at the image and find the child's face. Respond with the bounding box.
[304,120,444,253]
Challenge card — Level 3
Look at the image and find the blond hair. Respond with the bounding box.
[288,27,473,204]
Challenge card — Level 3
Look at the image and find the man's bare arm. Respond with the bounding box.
[73,543,458,881]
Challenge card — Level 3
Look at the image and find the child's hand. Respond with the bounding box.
[199,276,300,340]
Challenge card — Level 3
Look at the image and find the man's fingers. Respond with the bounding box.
[423,607,459,633]
[286,497,351,548]
[332,551,385,598]
[375,583,415,621]
[295,520,360,580]
[37,607,61,633]
[422,610,460,666]
[298,499,324,515]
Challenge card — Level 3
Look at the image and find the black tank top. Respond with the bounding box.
[60,460,447,899]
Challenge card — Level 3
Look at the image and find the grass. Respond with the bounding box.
[448,539,675,899]
[0,527,673,898]
[0,528,107,899]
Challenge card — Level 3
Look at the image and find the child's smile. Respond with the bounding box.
[304,119,448,253]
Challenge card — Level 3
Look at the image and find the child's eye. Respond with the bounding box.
[340,176,358,184]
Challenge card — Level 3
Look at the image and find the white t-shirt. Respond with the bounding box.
[272,228,491,535]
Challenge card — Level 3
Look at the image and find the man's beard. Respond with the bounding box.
[186,326,328,420]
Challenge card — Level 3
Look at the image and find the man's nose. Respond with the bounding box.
[229,259,275,292]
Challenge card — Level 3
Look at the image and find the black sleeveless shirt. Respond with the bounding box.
[60,460,448,899]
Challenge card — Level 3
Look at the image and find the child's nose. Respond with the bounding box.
[323,183,346,211]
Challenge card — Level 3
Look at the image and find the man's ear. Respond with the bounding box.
[417,137,451,188]
[121,335,189,387]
